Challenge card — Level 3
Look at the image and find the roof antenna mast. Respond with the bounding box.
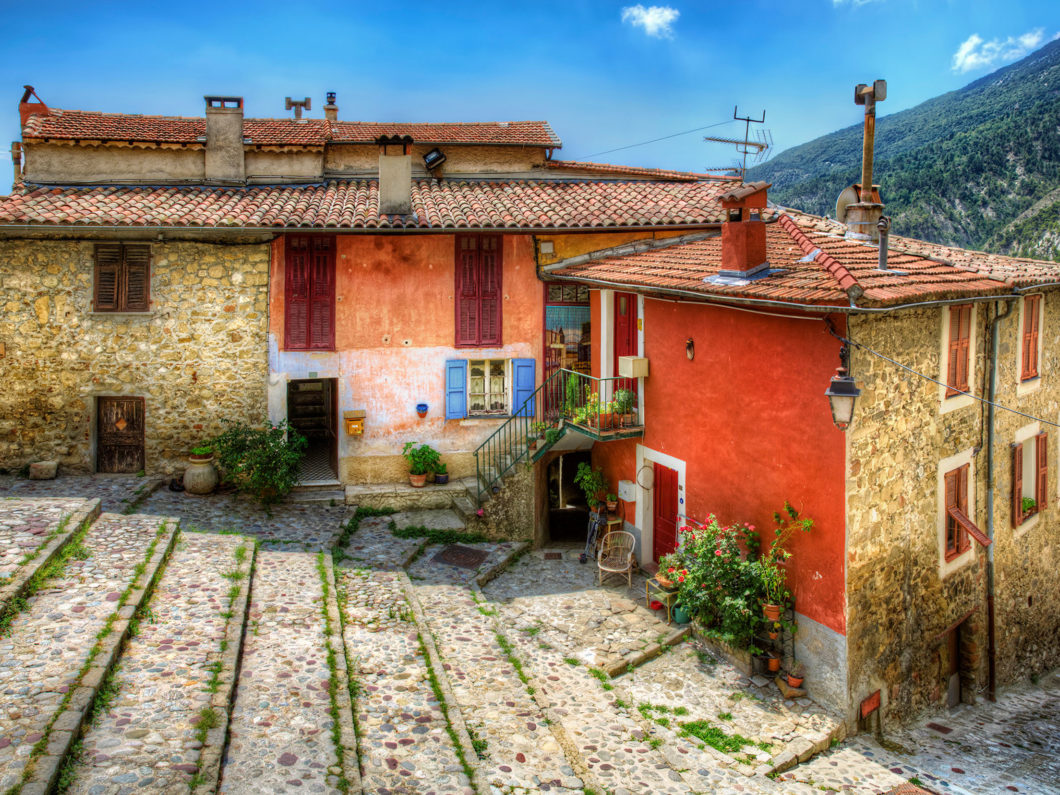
[705,107,772,179]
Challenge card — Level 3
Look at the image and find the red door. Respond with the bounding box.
[613,292,638,373]
[652,462,679,562]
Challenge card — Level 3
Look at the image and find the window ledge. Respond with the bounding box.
[1017,376,1042,397]
[90,311,156,317]
[940,392,974,415]
[460,415,511,424]
[1015,511,1041,538]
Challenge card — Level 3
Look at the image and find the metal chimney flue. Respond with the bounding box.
[843,79,887,243]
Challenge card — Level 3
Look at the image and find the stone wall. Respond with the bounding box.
[0,237,270,475]
[845,296,1060,727]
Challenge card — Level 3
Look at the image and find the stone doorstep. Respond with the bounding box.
[194,536,256,795]
[345,478,474,509]
[23,519,180,792]
[604,625,691,678]
[0,498,102,613]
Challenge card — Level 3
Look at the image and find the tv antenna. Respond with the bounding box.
[705,107,772,179]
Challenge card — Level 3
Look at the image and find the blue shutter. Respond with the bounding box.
[445,360,467,420]
[513,358,535,417]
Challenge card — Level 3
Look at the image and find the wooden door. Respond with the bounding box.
[97,396,145,473]
[613,292,639,401]
[652,462,679,562]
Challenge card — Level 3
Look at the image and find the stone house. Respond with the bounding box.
[542,180,1060,726]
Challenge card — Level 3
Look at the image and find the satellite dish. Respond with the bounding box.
[835,185,860,222]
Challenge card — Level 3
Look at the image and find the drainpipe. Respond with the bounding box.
[985,298,1012,702]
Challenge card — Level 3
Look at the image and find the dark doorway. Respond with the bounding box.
[547,451,592,542]
[96,396,145,473]
[652,461,679,562]
[287,378,338,483]
[946,624,961,708]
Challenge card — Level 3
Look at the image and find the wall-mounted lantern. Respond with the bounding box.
[824,343,860,430]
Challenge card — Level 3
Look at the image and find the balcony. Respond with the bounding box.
[542,369,645,442]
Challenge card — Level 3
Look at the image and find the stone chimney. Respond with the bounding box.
[377,135,413,215]
[204,96,245,185]
[324,92,338,122]
[719,181,770,276]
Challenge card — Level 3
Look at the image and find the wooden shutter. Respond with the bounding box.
[285,238,310,350]
[309,238,335,350]
[94,244,121,311]
[456,237,479,346]
[445,360,468,419]
[1022,295,1040,380]
[947,305,971,395]
[513,358,535,417]
[479,236,502,345]
[123,245,151,311]
[1037,431,1048,509]
[1012,442,1024,527]
[944,468,959,557]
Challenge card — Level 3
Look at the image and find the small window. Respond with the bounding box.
[1021,295,1041,381]
[1013,432,1048,527]
[94,244,150,312]
[469,359,508,415]
[946,304,971,396]
[445,358,535,420]
[944,464,971,561]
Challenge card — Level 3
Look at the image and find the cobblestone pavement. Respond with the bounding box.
[787,670,1060,794]
[220,548,340,794]
[67,531,247,795]
[0,497,88,586]
[339,516,422,570]
[336,566,470,793]
[0,512,168,792]
[0,474,154,515]
[406,541,523,586]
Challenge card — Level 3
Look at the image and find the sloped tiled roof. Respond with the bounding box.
[544,159,736,183]
[549,213,1021,307]
[22,108,561,148]
[0,179,739,230]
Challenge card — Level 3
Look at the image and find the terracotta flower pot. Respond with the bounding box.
[656,575,675,589]
[767,631,778,640]
[409,472,428,488]
[787,675,804,688]
[766,656,781,673]
[762,603,782,622]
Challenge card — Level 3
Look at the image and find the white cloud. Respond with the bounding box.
[621,5,679,39]
[952,28,1048,73]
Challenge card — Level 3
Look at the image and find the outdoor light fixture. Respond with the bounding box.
[686,338,695,360]
[423,147,447,171]
[824,343,860,430]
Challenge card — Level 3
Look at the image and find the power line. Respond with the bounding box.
[569,120,732,160]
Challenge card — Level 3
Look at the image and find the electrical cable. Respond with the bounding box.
[570,120,733,160]
[825,321,1060,429]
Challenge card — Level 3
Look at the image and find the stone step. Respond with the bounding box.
[219,548,353,793]
[287,488,346,505]
[0,512,178,793]
[388,508,466,533]
[408,580,584,792]
[451,494,478,522]
[344,479,470,511]
[335,567,471,792]
[65,531,254,794]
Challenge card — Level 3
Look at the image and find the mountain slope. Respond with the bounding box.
[747,38,1060,261]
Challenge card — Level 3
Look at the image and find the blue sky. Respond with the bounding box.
[1,0,1057,174]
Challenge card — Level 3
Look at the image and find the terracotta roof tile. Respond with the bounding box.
[22,108,560,148]
[0,179,737,230]
[551,213,1021,308]
[544,160,736,182]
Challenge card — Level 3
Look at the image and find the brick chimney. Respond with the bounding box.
[377,135,413,215]
[18,85,48,129]
[324,92,338,122]
[719,181,770,276]
[204,96,245,185]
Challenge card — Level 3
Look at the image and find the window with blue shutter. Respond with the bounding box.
[513,358,535,417]
[445,360,467,420]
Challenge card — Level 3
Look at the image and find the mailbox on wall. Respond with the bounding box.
[344,409,366,436]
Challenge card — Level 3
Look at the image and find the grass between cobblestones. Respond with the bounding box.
[389,522,488,546]
[0,514,70,589]
[333,507,396,559]
[11,521,174,795]
[329,561,365,755]
[316,553,351,793]
[414,629,476,783]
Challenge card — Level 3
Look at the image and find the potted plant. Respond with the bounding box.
[605,492,618,513]
[544,427,563,445]
[787,662,805,688]
[184,444,218,495]
[614,388,635,427]
[657,552,683,589]
[531,421,549,440]
[434,461,450,485]
[211,421,307,506]
[767,621,780,640]
[574,462,608,509]
[758,502,815,621]
[766,654,781,673]
[1022,496,1037,515]
[673,603,691,624]
[402,442,440,488]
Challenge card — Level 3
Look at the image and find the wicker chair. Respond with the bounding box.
[597,530,636,587]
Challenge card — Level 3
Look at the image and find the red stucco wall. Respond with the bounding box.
[592,296,848,635]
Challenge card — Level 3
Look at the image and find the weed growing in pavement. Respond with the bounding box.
[563,657,580,666]
[334,506,396,549]
[588,667,614,691]
[315,553,352,793]
[1,515,71,588]
[523,625,541,636]
[718,711,733,721]
[89,669,120,723]
[54,738,84,794]
[678,719,757,755]
[390,522,488,545]
[193,707,220,744]
[648,737,663,749]
[467,725,489,759]
[417,631,476,783]
[674,706,689,716]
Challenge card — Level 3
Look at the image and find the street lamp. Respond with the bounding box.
[824,344,860,430]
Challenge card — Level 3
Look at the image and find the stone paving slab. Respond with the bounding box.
[406,541,523,587]
[337,566,470,793]
[66,531,249,795]
[0,498,93,588]
[0,512,170,793]
[0,475,157,516]
[219,549,339,794]
[412,580,582,793]
[339,516,423,571]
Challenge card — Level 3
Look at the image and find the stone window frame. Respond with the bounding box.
[1016,294,1044,397]
[937,448,976,578]
[938,304,976,416]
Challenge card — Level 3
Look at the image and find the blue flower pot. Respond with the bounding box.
[673,604,691,624]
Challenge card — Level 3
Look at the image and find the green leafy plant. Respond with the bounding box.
[544,427,563,445]
[211,420,307,505]
[401,442,441,475]
[613,388,635,414]
[1022,496,1037,514]
[434,461,448,475]
[574,462,608,508]
[190,444,213,457]
[531,421,549,437]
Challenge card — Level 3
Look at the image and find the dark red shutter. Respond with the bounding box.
[285,238,310,350]
[944,468,959,557]
[94,244,121,311]
[947,305,971,395]
[956,463,969,553]
[1037,431,1048,509]
[1012,442,1024,527]
[455,235,502,347]
[309,238,334,350]
[456,237,479,346]
[123,246,151,312]
[1023,296,1040,380]
[479,236,502,345]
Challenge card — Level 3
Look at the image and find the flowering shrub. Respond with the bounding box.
[211,420,307,506]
